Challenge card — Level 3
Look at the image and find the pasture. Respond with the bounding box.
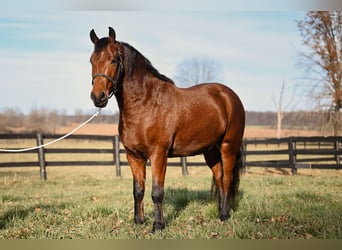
[1,166,341,239]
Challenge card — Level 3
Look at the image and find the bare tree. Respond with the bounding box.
[297,11,342,135]
[272,81,296,138]
[25,108,64,134]
[173,56,224,87]
[26,109,48,133]
[0,108,24,132]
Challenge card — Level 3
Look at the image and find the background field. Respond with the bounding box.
[1,166,341,239]
[57,123,322,138]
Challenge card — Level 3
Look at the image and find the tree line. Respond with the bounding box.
[0,107,323,134]
[246,111,323,130]
[0,108,119,134]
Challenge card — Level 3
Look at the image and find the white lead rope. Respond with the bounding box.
[0,109,102,153]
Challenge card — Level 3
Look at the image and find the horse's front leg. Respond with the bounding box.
[126,151,147,225]
[150,150,168,232]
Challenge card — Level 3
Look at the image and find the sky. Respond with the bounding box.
[0,1,340,114]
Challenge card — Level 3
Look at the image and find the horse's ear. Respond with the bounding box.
[108,27,116,43]
[90,29,99,44]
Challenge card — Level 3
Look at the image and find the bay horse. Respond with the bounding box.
[89,27,245,232]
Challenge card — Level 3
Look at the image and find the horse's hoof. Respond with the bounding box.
[134,217,144,225]
[152,221,165,232]
[219,213,230,221]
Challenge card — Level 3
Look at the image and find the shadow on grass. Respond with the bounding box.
[162,187,244,224]
[0,203,71,230]
[165,187,212,214]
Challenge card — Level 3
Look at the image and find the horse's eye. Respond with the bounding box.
[111,58,118,64]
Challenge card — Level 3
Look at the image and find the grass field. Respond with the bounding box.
[0,166,341,239]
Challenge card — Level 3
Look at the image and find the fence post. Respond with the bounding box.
[113,135,121,177]
[181,157,188,176]
[36,133,47,181]
[288,137,297,175]
[334,139,340,168]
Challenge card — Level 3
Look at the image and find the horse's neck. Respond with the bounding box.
[116,48,173,115]
[118,72,160,113]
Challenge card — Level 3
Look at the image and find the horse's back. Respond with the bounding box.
[180,82,245,125]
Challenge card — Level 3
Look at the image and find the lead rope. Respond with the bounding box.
[0,108,102,153]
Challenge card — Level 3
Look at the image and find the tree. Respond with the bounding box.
[173,56,224,87]
[272,81,297,138]
[0,107,24,132]
[297,11,342,135]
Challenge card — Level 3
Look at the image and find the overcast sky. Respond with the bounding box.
[1,1,339,114]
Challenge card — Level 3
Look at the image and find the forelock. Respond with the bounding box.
[94,38,109,53]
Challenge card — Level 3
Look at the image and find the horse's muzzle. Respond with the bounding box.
[91,91,108,108]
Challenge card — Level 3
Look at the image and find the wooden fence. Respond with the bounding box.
[0,133,341,180]
[242,136,342,174]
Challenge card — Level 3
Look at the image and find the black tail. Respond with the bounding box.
[229,150,242,206]
[210,150,243,207]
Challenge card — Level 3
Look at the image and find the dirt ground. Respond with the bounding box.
[57,123,322,138]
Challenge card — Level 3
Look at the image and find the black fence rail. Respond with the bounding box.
[242,136,342,174]
[0,133,341,180]
[0,134,120,180]
[0,133,193,180]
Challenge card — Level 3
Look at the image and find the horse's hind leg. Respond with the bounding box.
[204,146,227,220]
[220,142,240,219]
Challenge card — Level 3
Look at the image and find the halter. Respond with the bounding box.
[91,49,123,99]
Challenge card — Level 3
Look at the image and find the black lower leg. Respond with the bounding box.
[151,184,165,231]
[218,194,230,221]
[133,180,145,224]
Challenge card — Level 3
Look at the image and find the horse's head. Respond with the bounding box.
[90,27,123,108]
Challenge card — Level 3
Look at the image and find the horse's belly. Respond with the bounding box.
[170,109,226,156]
[170,129,222,157]
[170,145,207,157]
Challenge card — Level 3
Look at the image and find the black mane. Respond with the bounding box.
[120,42,174,84]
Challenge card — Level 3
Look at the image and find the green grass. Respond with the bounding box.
[0,166,341,239]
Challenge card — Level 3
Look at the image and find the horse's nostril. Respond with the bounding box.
[91,91,107,107]
[100,92,107,102]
